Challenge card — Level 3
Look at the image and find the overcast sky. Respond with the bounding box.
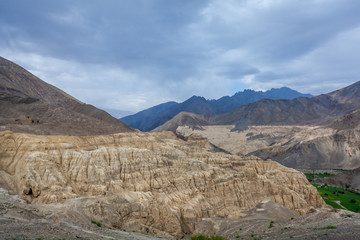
[1,0,360,117]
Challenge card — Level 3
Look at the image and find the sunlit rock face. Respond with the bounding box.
[0,130,324,237]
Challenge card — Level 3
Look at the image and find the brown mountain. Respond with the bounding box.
[121,88,312,132]
[154,82,360,169]
[0,56,133,135]
[152,111,211,133]
[214,81,360,130]
[156,81,360,132]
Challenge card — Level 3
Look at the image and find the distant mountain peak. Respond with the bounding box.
[187,95,206,101]
[121,86,312,131]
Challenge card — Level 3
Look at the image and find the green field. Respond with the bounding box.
[312,184,360,213]
[302,170,360,213]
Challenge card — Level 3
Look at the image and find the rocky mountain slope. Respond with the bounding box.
[215,81,360,130]
[154,111,211,133]
[315,167,360,192]
[0,56,133,135]
[120,97,214,132]
[153,82,360,170]
[0,130,325,238]
[156,81,360,132]
[121,88,311,131]
[175,123,360,170]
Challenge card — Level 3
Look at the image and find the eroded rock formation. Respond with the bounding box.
[0,130,324,237]
[176,124,360,170]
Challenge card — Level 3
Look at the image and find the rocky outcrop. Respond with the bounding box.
[176,124,360,170]
[0,130,324,237]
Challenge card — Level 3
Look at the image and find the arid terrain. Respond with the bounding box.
[1,57,360,239]
[152,81,360,171]
[175,124,360,170]
[0,130,328,238]
[1,180,359,240]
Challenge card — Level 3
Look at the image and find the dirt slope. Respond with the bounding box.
[0,56,133,135]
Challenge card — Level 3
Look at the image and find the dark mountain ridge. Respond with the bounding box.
[121,87,312,131]
[153,81,360,133]
[0,56,133,135]
[214,81,360,130]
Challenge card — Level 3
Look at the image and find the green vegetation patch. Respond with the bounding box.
[268,220,274,228]
[314,225,337,230]
[190,234,227,240]
[313,184,360,212]
[91,220,101,227]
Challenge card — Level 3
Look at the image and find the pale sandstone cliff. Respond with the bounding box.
[0,130,324,237]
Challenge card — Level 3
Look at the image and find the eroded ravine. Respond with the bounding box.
[0,130,324,237]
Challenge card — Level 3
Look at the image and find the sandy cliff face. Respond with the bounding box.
[0,130,324,237]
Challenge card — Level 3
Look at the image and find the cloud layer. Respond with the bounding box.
[1,0,360,114]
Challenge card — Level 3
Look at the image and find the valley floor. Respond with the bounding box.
[1,187,360,240]
[0,188,160,240]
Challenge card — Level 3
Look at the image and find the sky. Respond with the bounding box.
[1,0,360,117]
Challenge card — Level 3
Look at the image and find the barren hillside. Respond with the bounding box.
[0,56,133,135]
[0,130,324,238]
[176,124,360,170]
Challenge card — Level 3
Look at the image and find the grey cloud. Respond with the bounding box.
[195,1,360,63]
[1,0,360,112]
[218,63,259,79]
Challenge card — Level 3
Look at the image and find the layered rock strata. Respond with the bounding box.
[0,130,324,237]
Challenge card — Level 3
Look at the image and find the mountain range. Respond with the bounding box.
[0,56,133,135]
[120,87,312,131]
[154,81,360,169]
[155,81,360,131]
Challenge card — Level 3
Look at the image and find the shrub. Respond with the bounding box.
[210,236,227,240]
[190,234,227,240]
[269,220,274,228]
[190,235,208,240]
[91,220,101,227]
[314,225,337,230]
